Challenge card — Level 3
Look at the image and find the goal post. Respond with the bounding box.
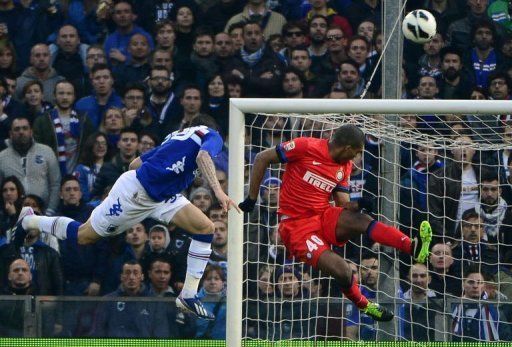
[227,98,512,346]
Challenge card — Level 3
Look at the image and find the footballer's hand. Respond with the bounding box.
[216,191,241,213]
[239,196,257,213]
[357,196,375,213]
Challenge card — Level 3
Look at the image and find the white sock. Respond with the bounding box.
[22,216,75,240]
[181,239,212,298]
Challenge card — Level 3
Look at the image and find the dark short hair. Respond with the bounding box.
[122,259,142,270]
[22,80,43,97]
[60,174,79,188]
[180,83,202,98]
[90,63,111,76]
[440,46,463,61]
[479,168,499,184]
[331,124,365,148]
[463,264,483,280]
[122,82,146,98]
[461,208,480,222]
[54,80,75,95]
[340,59,360,74]
[154,19,174,35]
[227,21,244,34]
[470,18,497,42]
[488,71,511,90]
[149,257,172,271]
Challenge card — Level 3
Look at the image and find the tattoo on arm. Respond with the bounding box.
[196,150,222,194]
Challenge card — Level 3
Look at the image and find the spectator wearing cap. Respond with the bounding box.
[104,0,154,65]
[224,0,286,39]
[463,19,503,89]
[446,0,490,52]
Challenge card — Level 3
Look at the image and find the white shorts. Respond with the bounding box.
[90,170,190,237]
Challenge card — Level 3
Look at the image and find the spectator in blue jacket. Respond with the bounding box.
[194,264,227,339]
[75,64,124,129]
[94,260,170,338]
[104,0,154,65]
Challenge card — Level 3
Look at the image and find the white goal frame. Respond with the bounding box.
[226,98,512,347]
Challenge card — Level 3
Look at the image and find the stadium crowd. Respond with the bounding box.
[0,0,511,342]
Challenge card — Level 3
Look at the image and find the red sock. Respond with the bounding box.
[342,275,368,309]
[367,221,412,255]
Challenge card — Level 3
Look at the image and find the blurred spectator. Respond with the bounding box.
[91,127,138,198]
[204,74,228,134]
[344,252,378,340]
[147,257,175,297]
[122,84,158,135]
[0,41,17,77]
[488,0,512,35]
[190,186,213,214]
[452,208,499,275]
[346,0,382,30]
[0,259,34,336]
[165,223,189,293]
[0,117,61,215]
[150,48,174,74]
[204,0,244,34]
[347,35,372,82]
[224,0,286,39]
[0,0,49,69]
[417,33,445,80]
[281,67,305,98]
[279,21,307,62]
[57,175,108,297]
[312,26,346,79]
[73,132,112,202]
[15,43,65,104]
[308,15,328,62]
[227,21,244,52]
[175,84,202,131]
[400,263,437,341]
[113,34,152,90]
[33,81,95,175]
[214,32,241,76]
[463,19,502,89]
[429,135,480,240]
[21,80,52,125]
[499,35,512,71]
[137,131,157,155]
[452,267,500,341]
[104,0,154,65]
[190,29,217,88]
[488,71,511,101]
[233,20,286,97]
[94,260,170,338]
[337,60,364,98]
[209,220,227,273]
[0,176,24,241]
[100,107,126,148]
[50,24,90,99]
[225,73,244,98]
[429,242,463,297]
[290,46,329,97]
[306,0,352,39]
[75,64,124,129]
[208,203,227,224]
[153,20,175,56]
[256,265,274,299]
[0,225,63,296]
[438,46,474,99]
[474,169,512,248]
[400,144,442,231]
[447,0,490,52]
[194,264,227,339]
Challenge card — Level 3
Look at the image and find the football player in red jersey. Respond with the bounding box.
[240,124,433,321]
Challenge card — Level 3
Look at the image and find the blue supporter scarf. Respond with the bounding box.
[50,108,81,175]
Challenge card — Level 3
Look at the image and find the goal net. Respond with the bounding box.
[226,99,512,345]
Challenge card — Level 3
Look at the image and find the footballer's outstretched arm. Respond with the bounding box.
[247,148,281,200]
[196,149,240,213]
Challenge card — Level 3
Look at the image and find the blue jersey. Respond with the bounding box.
[136,126,223,202]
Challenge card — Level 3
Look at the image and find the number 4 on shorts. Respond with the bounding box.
[306,235,324,252]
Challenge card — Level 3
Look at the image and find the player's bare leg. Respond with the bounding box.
[316,250,393,322]
[334,210,432,263]
[171,203,216,320]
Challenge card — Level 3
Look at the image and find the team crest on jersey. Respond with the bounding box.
[336,170,344,181]
[283,141,295,151]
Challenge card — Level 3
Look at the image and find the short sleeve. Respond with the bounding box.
[276,137,309,163]
[200,131,223,158]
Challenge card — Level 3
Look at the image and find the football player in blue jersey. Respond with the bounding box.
[12,115,240,320]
